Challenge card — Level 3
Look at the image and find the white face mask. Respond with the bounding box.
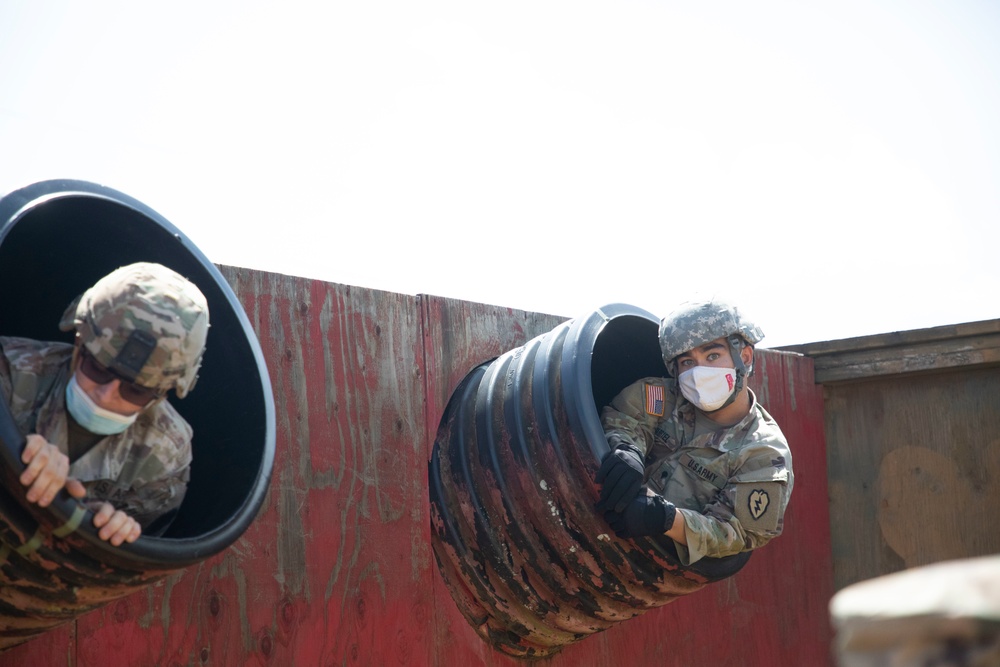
[678,366,737,412]
[65,374,138,435]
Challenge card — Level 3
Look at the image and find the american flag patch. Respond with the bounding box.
[644,383,664,416]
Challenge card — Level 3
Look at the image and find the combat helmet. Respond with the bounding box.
[60,262,210,398]
[658,297,764,390]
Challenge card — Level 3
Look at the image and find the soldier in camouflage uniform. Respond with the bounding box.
[595,297,793,566]
[0,262,209,546]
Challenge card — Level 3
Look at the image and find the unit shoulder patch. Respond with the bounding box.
[734,482,783,533]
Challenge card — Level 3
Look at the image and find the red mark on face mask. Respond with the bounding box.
[726,373,734,391]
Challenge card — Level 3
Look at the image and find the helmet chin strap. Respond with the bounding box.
[704,335,749,413]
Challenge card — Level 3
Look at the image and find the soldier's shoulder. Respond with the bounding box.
[621,376,674,394]
[0,336,73,372]
[731,408,792,478]
[135,400,194,448]
[743,396,786,442]
[604,377,681,423]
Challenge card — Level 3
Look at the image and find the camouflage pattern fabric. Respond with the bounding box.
[0,336,192,528]
[601,376,793,565]
[59,262,209,398]
[658,297,764,373]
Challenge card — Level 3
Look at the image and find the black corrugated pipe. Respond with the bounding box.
[0,179,275,650]
[428,303,751,659]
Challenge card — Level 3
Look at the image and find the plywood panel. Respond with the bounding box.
[825,367,1000,591]
[1,268,431,666]
[0,279,835,667]
[0,623,74,664]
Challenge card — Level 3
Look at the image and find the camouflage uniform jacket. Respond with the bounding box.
[601,376,793,565]
[0,336,192,528]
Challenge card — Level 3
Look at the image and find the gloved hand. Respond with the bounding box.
[595,436,645,513]
[604,494,677,539]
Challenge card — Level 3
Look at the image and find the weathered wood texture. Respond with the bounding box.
[780,319,1000,383]
[780,321,1000,593]
[0,270,834,666]
[822,366,1000,592]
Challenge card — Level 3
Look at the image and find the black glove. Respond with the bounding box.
[604,494,677,539]
[595,437,645,513]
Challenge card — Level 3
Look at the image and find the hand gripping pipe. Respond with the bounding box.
[0,180,275,651]
[429,304,750,659]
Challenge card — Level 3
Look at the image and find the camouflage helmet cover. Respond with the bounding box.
[658,297,764,374]
[60,262,210,398]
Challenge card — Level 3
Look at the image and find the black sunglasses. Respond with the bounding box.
[78,349,164,406]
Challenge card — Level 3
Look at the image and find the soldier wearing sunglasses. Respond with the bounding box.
[0,262,209,546]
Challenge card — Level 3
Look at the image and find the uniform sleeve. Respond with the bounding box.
[0,342,12,407]
[599,378,666,457]
[83,465,190,529]
[78,405,194,532]
[675,450,793,565]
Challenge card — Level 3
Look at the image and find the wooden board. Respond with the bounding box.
[823,366,1000,591]
[0,274,835,666]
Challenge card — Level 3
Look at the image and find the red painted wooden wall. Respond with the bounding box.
[0,267,834,666]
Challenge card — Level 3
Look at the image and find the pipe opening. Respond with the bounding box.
[0,179,275,649]
[589,312,665,418]
[0,184,273,547]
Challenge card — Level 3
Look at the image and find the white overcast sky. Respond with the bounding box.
[1,1,998,347]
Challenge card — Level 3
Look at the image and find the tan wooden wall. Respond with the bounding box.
[782,320,1000,591]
